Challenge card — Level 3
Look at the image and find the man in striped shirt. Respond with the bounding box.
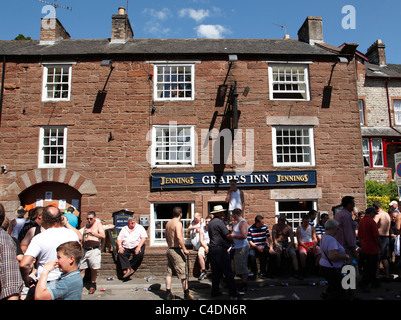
[247,215,275,279]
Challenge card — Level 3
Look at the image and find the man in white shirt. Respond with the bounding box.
[226,179,245,213]
[19,205,81,300]
[117,216,148,278]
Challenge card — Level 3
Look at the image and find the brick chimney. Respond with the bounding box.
[366,39,386,66]
[297,16,323,45]
[40,18,70,45]
[111,7,134,43]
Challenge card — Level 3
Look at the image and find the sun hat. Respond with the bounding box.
[210,205,227,214]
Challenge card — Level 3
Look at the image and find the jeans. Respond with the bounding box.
[249,246,269,275]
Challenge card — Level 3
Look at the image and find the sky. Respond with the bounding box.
[1,0,401,63]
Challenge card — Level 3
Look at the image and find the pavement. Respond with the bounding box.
[81,272,401,301]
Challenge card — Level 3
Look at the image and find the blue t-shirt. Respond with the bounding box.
[47,270,83,300]
[63,213,79,229]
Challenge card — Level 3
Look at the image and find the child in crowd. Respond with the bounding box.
[34,241,83,300]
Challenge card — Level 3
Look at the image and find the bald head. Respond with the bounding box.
[41,205,62,229]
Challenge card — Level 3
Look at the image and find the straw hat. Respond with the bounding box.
[210,205,227,214]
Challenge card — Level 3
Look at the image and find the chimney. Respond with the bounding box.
[297,16,323,45]
[366,39,386,66]
[40,18,70,45]
[111,7,134,44]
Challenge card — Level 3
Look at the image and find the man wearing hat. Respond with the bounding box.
[8,206,27,239]
[207,205,240,300]
[208,205,239,300]
[272,214,302,279]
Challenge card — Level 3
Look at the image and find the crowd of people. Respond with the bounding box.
[184,191,401,300]
[1,187,400,301]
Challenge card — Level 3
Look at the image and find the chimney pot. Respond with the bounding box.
[111,7,134,43]
[118,7,125,15]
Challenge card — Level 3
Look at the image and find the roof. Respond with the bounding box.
[365,62,401,79]
[0,38,339,59]
[361,127,401,137]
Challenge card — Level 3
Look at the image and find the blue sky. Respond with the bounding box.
[1,0,401,62]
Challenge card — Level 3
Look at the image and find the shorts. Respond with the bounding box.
[198,246,208,259]
[233,246,249,275]
[298,244,321,256]
[380,236,390,260]
[166,248,187,280]
[80,247,101,270]
[277,240,295,256]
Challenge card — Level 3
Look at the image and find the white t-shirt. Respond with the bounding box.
[25,227,80,281]
[117,223,148,249]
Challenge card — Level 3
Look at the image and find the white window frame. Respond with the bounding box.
[38,126,68,168]
[358,99,366,126]
[362,138,371,167]
[151,124,195,168]
[153,63,195,101]
[371,138,384,168]
[272,126,315,167]
[275,200,318,236]
[42,62,73,102]
[268,63,310,101]
[150,202,194,246]
[394,99,401,125]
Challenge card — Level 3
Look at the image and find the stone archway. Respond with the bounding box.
[2,168,97,219]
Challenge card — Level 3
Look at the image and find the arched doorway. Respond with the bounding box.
[19,182,82,223]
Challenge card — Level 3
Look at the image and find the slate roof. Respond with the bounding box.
[361,127,401,137]
[0,38,338,59]
[365,62,401,79]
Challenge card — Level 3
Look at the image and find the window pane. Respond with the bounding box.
[274,126,313,165]
[156,65,193,100]
[271,64,308,100]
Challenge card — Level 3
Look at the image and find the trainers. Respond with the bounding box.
[198,271,207,281]
[166,291,175,300]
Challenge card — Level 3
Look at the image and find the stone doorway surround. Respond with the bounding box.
[1,168,97,219]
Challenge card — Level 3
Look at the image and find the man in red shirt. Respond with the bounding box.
[358,207,383,292]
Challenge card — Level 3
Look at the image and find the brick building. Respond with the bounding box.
[353,40,401,182]
[0,9,366,247]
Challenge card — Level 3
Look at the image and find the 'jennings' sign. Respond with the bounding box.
[151,171,316,190]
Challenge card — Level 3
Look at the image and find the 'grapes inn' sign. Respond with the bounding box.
[151,171,316,190]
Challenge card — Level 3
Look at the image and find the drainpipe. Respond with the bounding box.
[0,56,5,126]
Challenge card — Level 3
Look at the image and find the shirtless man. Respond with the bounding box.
[373,201,391,281]
[79,211,105,294]
[272,214,302,279]
[164,206,193,300]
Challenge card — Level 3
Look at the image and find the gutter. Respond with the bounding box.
[0,56,5,126]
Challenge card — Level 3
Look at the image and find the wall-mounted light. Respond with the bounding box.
[228,54,238,62]
[1,165,7,174]
[100,59,113,67]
